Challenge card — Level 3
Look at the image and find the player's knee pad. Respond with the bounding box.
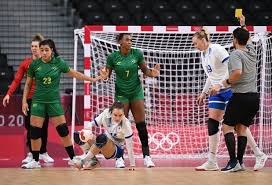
[208,118,220,136]
[30,125,42,140]
[136,121,149,147]
[95,134,108,148]
[56,123,69,137]
[73,131,85,145]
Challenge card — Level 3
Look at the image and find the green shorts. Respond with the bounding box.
[115,88,144,103]
[31,102,64,117]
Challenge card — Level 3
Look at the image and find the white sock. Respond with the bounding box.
[208,132,220,162]
[245,128,262,156]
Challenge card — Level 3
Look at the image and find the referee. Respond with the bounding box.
[220,15,261,172]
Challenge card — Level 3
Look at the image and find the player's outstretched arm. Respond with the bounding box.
[125,136,136,170]
[67,68,103,82]
[139,63,160,77]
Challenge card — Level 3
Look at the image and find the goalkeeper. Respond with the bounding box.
[192,27,266,171]
[103,33,159,168]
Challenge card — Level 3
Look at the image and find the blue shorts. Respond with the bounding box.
[208,88,233,110]
[105,144,124,159]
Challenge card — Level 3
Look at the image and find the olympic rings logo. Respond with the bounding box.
[147,132,180,151]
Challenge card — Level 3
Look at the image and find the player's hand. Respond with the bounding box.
[196,93,206,106]
[151,64,160,77]
[238,14,245,26]
[99,67,109,80]
[2,95,10,107]
[22,102,29,116]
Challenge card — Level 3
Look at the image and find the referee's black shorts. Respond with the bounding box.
[223,93,260,127]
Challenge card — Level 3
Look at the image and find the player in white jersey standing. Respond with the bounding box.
[192,28,266,171]
[73,102,135,170]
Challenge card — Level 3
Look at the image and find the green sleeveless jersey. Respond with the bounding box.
[27,57,70,103]
[106,48,144,95]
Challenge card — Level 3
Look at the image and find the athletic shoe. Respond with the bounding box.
[221,160,241,172]
[22,152,33,164]
[195,161,219,171]
[21,160,41,169]
[39,152,54,163]
[115,157,125,168]
[254,153,268,171]
[144,156,155,168]
[239,162,246,171]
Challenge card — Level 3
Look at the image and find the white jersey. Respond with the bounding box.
[201,44,230,93]
[85,108,135,166]
[93,108,133,147]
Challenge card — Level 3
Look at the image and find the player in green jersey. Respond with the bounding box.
[21,39,106,169]
[106,33,160,168]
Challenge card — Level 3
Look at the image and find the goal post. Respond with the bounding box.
[73,26,272,158]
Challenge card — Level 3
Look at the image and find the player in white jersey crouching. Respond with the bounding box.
[192,28,266,171]
[73,102,135,170]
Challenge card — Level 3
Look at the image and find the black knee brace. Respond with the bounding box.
[208,118,220,136]
[56,123,69,137]
[95,134,107,148]
[30,125,42,140]
[73,131,85,145]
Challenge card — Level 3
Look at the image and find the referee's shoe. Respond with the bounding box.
[221,160,241,172]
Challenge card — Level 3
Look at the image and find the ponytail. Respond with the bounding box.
[193,27,210,42]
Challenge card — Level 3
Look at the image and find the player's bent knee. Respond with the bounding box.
[56,123,69,137]
[208,118,219,136]
[95,134,108,148]
[30,125,42,140]
[73,131,84,145]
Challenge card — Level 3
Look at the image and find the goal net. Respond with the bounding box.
[73,26,272,159]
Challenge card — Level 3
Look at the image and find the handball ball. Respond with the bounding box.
[79,129,94,142]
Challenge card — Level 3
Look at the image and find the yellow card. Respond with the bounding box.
[235,9,242,18]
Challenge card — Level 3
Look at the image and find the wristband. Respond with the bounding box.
[226,79,231,85]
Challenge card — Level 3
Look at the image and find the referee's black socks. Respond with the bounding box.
[237,136,247,164]
[224,132,236,162]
